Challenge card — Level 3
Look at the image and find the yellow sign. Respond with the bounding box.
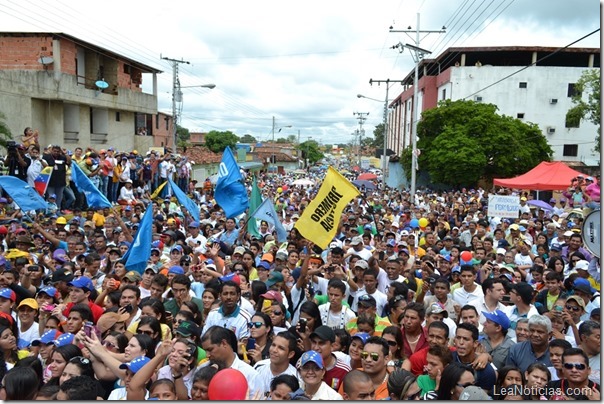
[294,166,360,249]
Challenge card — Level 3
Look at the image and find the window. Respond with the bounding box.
[115,111,121,122]
[517,113,525,119]
[563,144,578,157]
[568,83,581,98]
[441,88,446,100]
[519,82,527,88]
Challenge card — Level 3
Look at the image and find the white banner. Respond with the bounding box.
[487,194,520,219]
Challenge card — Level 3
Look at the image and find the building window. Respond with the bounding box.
[568,83,581,97]
[517,113,525,119]
[441,88,446,100]
[519,82,527,89]
[115,111,121,122]
[563,144,578,157]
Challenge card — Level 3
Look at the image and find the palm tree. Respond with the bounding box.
[0,112,13,148]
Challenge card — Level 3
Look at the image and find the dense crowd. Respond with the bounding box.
[0,138,599,400]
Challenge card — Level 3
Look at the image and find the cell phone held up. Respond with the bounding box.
[298,318,307,333]
[246,337,256,351]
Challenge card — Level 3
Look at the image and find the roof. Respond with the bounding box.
[180,146,222,165]
[255,151,299,163]
[0,32,162,74]
[494,161,587,191]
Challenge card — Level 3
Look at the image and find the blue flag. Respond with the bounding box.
[124,204,154,274]
[70,162,111,209]
[251,198,288,243]
[167,177,199,223]
[0,176,48,212]
[215,147,249,218]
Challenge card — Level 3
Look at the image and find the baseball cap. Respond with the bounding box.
[427,302,448,317]
[574,260,589,271]
[97,312,130,334]
[17,298,39,311]
[119,356,151,373]
[351,332,370,345]
[357,294,377,308]
[0,288,16,302]
[566,295,586,310]
[233,246,246,256]
[265,271,284,288]
[298,350,324,369]
[459,386,491,400]
[219,273,240,285]
[55,217,67,225]
[354,260,369,270]
[363,224,372,230]
[350,236,363,246]
[31,329,62,346]
[401,230,409,236]
[260,290,283,304]
[51,267,74,283]
[261,253,274,264]
[564,230,574,237]
[573,278,596,295]
[175,320,201,338]
[482,309,510,331]
[309,326,335,343]
[550,243,562,252]
[68,276,94,292]
[52,249,69,263]
[387,239,396,247]
[257,261,271,271]
[496,248,507,255]
[275,250,288,261]
[54,333,75,347]
[170,245,183,253]
[123,271,142,282]
[188,221,200,228]
[37,286,58,300]
[168,266,185,275]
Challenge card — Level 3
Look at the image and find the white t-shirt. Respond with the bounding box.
[253,359,298,397]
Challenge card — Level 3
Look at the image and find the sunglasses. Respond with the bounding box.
[248,321,265,329]
[566,305,581,312]
[138,330,154,336]
[563,362,587,370]
[70,356,91,365]
[272,311,283,316]
[385,340,397,347]
[360,351,380,361]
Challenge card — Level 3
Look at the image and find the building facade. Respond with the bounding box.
[0,32,169,152]
[388,46,600,167]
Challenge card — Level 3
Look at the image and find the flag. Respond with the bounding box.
[123,204,154,274]
[247,176,262,237]
[294,166,360,249]
[168,176,199,223]
[215,147,249,218]
[251,198,288,243]
[0,176,48,212]
[70,162,111,209]
[34,166,53,196]
[150,181,167,200]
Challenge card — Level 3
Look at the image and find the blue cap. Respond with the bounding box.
[518,226,526,232]
[363,224,372,230]
[68,276,94,292]
[49,194,56,199]
[0,288,16,302]
[124,205,132,211]
[257,261,271,271]
[38,286,57,299]
[170,245,183,253]
[550,243,562,252]
[54,333,75,347]
[298,350,324,369]
[482,309,511,331]
[574,277,597,294]
[32,329,62,346]
[168,266,185,275]
[188,221,200,228]
[452,265,461,273]
[387,239,396,247]
[292,267,301,281]
[351,332,370,345]
[119,355,151,373]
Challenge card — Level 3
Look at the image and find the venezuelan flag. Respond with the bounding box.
[34,166,53,196]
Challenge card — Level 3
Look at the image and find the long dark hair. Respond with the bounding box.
[131,333,156,359]
[436,362,474,400]
[3,366,39,400]
[382,325,404,360]
[299,301,322,331]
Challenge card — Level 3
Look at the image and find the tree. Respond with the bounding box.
[401,99,553,187]
[239,134,257,143]
[565,69,600,153]
[176,125,190,148]
[205,130,238,153]
[0,112,13,149]
[275,137,289,143]
[370,123,385,149]
[297,140,324,166]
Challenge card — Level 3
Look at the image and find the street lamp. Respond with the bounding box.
[357,92,392,180]
[173,83,216,149]
[270,116,292,173]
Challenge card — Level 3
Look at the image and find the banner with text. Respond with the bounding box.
[294,166,360,249]
[487,194,520,218]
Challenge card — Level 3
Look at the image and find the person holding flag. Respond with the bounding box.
[25,144,48,191]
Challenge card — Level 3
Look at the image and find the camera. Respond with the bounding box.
[6,141,17,154]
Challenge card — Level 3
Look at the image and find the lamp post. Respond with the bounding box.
[357,91,394,181]
[173,83,216,149]
[270,116,292,173]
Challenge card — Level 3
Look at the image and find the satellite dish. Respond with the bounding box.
[95,80,109,90]
[582,209,600,258]
[38,56,54,65]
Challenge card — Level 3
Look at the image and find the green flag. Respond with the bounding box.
[247,176,262,237]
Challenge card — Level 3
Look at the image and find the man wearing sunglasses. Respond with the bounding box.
[544,348,600,400]
[355,337,391,399]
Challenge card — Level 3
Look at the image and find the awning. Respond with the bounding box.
[238,161,264,170]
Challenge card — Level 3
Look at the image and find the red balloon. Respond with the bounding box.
[208,368,248,400]
[460,251,473,262]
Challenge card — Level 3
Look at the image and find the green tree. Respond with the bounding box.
[176,125,190,148]
[0,112,13,149]
[371,123,385,149]
[565,69,600,153]
[275,137,289,143]
[239,134,257,143]
[401,99,553,187]
[205,130,238,153]
[297,140,324,166]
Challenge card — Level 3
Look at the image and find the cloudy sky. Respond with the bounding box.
[1,0,600,145]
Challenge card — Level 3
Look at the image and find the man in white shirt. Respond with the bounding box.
[453,265,485,307]
[185,221,207,253]
[477,278,507,325]
[318,279,356,329]
[503,282,539,341]
[347,236,372,261]
[253,331,298,397]
[202,281,251,340]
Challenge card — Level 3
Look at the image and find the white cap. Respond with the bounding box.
[496,248,507,255]
[350,236,363,246]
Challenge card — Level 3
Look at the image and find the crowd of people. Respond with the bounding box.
[0,138,599,400]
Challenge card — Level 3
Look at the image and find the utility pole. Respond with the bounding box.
[162,56,190,150]
[390,13,445,198]
[353,112,369,167]
[368,79,404,181]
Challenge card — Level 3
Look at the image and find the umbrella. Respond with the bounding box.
[352,180,376,190]
[292,178,314,186]
[292,169,307,175]
[527,199,554,211]
[357,172,377,180]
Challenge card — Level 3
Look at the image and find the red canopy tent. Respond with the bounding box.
[493,161,586,191]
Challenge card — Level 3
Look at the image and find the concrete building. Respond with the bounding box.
[0,32,168,152]
[388,46,600,168]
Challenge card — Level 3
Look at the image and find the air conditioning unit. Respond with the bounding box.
[550,98,558,104]
[474,96,483,102]
[547,127,556,135]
